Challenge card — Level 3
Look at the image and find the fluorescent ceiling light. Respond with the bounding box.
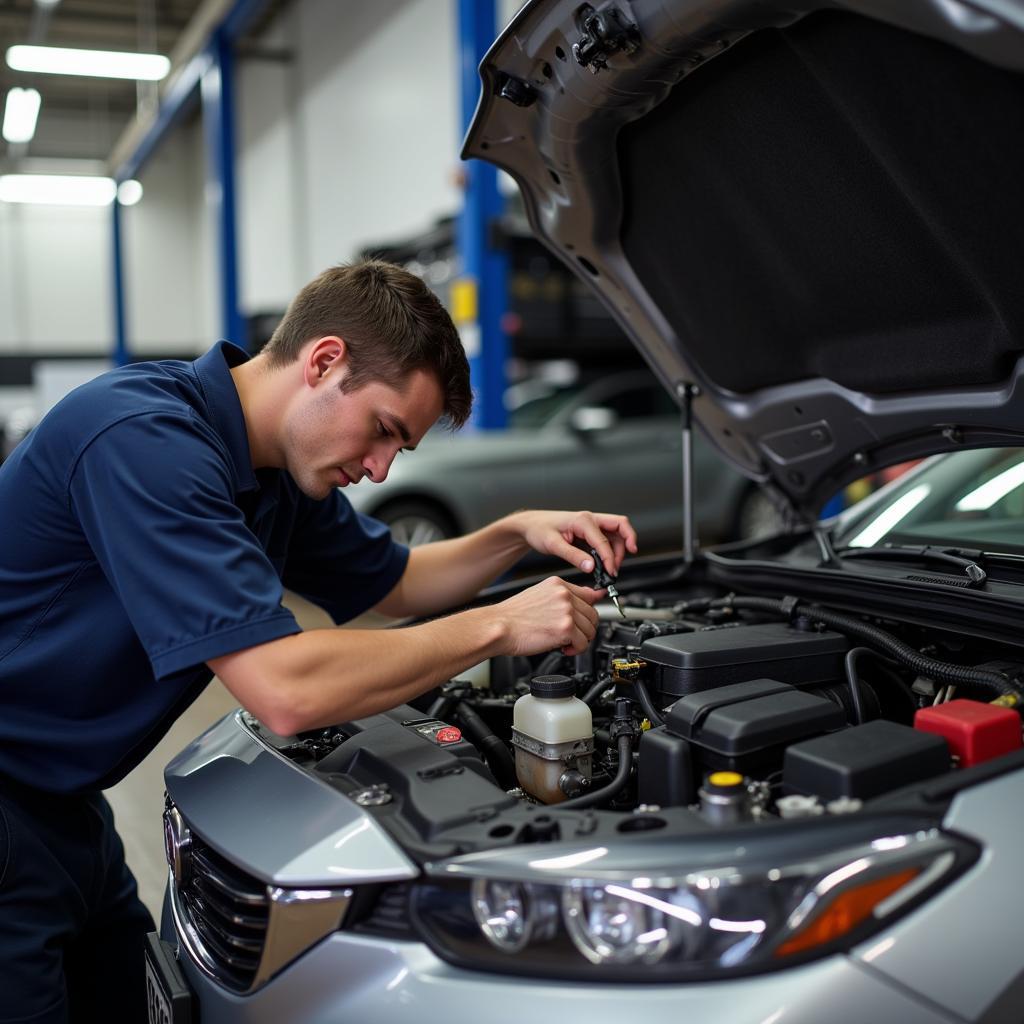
[0,174,116,206]
[2,87,41,143]
[116,179,143,206]
[955,459,1024,512]
[6,44,170,81]
[847,483,932,548]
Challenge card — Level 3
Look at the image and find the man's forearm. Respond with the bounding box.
[211,573,602,734]
[374,512,532,618]
[212,606,508,734]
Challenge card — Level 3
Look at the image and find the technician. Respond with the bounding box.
[0,260,636,1023]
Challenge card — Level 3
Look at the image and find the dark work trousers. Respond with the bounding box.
[0,777,155,1023]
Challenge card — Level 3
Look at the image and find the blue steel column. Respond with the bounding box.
[201,28,246,348]
[458,0,508,429]
[111,197,129,365]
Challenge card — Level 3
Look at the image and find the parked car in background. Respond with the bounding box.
[346,369,780,549]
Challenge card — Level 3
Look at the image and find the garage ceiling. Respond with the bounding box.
[0,0,284,169]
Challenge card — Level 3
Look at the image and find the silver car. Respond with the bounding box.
[345,369,778,549]
[148,2,1024,1022]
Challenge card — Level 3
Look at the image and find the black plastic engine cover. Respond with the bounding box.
[784,720,950,801]
[315,706,517,838]
[665,678,846,777]
[640,622,849,699]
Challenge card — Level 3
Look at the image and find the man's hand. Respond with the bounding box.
[513,510,638,577]
[495,576,603,656]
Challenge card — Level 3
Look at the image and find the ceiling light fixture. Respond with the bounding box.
[6,44,170,81]
[116,179,143,206]
[0,174,116,206]
[2,87,42,143]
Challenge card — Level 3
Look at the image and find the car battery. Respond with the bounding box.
[664,678,846,778]
[783,720,950,801]
[914,699,1022,767]
[639,622,849,698]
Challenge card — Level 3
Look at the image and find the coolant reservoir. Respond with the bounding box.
[512,675,593,803]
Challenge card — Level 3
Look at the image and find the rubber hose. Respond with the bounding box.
[536,651,568,676]
[582,677,611,706]
[454,702,518,791]
[559,734,633,810]
[843,647,871,725]
[711,595,1019,701]
[632,679,666,728]
[427,693,457,720]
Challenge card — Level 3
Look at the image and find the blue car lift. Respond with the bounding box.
[457,0,508,429]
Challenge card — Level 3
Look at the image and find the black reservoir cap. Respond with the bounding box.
[784,720,950,801]
[666,678,846,756]
[530,674,576,698]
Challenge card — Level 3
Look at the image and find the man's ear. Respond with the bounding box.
[303,336,348,388]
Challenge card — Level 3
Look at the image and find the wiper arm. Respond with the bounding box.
[832,544,987,587]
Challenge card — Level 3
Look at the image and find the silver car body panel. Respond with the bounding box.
[170,928,962,1024]
[164,712,418,886]
[852,770,1024,1023]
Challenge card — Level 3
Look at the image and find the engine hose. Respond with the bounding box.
[582,676,612,706]
[427,693,457,720]
[843,647,870,725]
[710,595,1020,702]
[454,702,518,791]
[535,651,568,677]
[559,734,634,810]
[633,679,666,728]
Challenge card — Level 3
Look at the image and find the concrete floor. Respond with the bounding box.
[106,593,342,921]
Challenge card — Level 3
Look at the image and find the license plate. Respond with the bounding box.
[145,932,194,1024]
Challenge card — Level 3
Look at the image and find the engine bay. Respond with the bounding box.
[256,581,1024,861]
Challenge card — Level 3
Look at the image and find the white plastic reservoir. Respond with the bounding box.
[512,675,593,803]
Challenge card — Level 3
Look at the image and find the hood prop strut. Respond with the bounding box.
[678,382,699,566]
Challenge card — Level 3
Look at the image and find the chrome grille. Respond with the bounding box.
[177,837,269,990]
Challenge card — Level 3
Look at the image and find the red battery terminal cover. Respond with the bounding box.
[914,699,1022,768]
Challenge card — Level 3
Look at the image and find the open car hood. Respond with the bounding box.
[463,0,1024,520]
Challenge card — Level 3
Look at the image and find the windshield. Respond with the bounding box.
[507,386,582,429]
[835,448,1024,554]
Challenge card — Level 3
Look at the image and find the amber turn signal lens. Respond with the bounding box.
[775,868,919,957]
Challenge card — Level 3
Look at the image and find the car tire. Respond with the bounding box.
[735,488,784,540]
[373,499,458,547]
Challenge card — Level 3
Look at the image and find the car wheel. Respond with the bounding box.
[374,499,457,547]
[736,488,785,540]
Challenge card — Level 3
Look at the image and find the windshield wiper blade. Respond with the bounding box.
[831,544,987,587]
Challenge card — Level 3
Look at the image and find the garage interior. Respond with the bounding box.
[7,4,1023,1022]
[0,0,557,922]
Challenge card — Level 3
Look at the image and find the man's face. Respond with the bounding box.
[284,360,444,501]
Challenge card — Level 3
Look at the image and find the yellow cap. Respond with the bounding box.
[708,771,744,788]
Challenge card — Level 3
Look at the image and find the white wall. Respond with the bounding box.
[1,0,520,356]
[236,14,304,315]
[0,202,113,352]
[293,0,463,277]
[123,118,217,355]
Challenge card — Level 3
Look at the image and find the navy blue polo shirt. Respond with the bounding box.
[0,342,408,793]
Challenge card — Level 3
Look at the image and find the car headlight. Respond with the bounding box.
[409,822,975,981]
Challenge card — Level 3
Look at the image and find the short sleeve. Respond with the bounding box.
[281,486,409,623]
[67,411,300,679]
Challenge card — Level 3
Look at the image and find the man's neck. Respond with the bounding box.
[230,354,289,470]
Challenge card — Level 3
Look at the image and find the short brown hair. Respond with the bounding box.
[265,261,472,428]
